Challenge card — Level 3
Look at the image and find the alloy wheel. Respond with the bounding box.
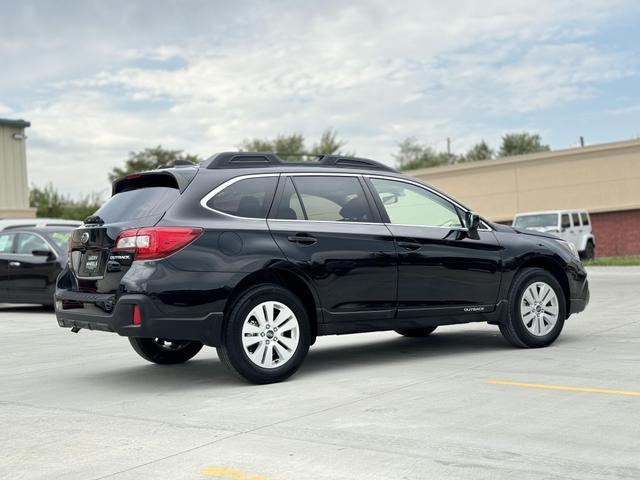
[241,301,300,369]
[520,281,559,336]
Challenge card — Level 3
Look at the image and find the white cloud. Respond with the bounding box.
[6,0,638,195]
[0,103,13,115]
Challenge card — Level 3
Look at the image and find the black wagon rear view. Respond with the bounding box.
[56,152,589,383]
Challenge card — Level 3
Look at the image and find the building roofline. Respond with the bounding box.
[404,138,640,176]
[0,118,30,128]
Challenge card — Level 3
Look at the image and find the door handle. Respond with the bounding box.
[397,240,421,251]
[9,261,21,268]
[287,234,317,246]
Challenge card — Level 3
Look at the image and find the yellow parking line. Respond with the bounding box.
[200,466,268,480]
[486,380,640,397]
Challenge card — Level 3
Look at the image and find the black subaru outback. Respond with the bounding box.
[55,152,589,384]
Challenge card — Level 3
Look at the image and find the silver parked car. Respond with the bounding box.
[513,209,596,260]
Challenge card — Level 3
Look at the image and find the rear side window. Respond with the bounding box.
[275,176,372,222]
[207,176,278,219]
[95,187,180,223]
[561,214,570,229]
[581,212,590,226]
[572,212,581,226]
[0,233,15,253]
[15,233,49,254]
[274,178,305,220]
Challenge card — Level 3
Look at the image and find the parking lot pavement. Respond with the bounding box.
[1,267,639,480]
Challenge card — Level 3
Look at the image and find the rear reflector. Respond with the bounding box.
[114,227,203,260]
[133,305,142,325]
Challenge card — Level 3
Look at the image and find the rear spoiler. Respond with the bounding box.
[112,167,198,196]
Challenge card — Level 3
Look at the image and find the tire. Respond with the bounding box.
[395,326,437,337]
[582,241,595,261]
[129,337,203,365]
[216,284,311,384]
[499,267,566,348]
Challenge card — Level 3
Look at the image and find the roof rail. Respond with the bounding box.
[202,152,396,172]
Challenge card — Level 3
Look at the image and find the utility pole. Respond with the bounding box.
[580,136,585,147]
[447,137,453,164]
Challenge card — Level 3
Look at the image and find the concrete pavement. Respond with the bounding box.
[1,267,639,479]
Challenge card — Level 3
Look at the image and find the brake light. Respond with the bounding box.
[132,305,142,325]
[114,227,203,260]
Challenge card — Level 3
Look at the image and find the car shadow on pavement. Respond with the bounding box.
[0,304,54,313]
[84,329,516,390]
[79,358,243,390]
[79,328,580,389]
[301,329,510,375]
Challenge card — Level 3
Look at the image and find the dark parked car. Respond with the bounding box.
[55,153,589,383]
[0,227,74,306]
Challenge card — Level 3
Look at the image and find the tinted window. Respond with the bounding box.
[15,233,49,254]
[581,212,590,226]
[561,214,570,229]
[274,178,305,220]
[96,187,180,223]
[0,233,14,253]
[514,214,558,228]
[571,212,581,227]
[370,178,462,227]
[290,176,372,222]
[208,176,278,219]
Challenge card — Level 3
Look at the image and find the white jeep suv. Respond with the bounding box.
[512,209,596,260]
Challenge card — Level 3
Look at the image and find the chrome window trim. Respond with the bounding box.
[199,171,492,231]
[200,173,280,220]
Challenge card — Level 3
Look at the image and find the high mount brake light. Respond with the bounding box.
[114,227,203,260]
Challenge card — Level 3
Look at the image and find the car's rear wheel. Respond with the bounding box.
[217,284,311,384]
[129,337,203,364]
[499,267,566,348]
[395,326,437,337]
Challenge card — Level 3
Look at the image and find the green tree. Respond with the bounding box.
[30,184,103,221]
[239,129,352,161]
[310,129,350,156]
[460,141,494,163]
[498,132,550,157]
[109,146,200,182]
[395,137,450,171]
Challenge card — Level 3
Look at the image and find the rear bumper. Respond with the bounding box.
[55,291,224,346]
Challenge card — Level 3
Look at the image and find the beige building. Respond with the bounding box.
[406,139,640,257]
[0,118,35,218]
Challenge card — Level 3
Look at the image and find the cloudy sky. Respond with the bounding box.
[1,0,639,197]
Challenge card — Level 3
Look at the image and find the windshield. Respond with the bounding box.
[93,186,180,223]
[514,213,558,229]
[46,230,73,250]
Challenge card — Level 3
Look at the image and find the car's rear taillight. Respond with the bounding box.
[114,227,203,260]
[132,305,142,325]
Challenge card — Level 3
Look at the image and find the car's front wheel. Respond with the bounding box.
[217,284,311,384]
[499,268,566,348]
[129,337,203,364]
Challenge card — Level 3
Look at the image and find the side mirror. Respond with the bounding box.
[465,211,480,232]
[32,249,54,259]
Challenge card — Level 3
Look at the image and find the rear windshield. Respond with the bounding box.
[513,214,558,228]
[94,187,179,222]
